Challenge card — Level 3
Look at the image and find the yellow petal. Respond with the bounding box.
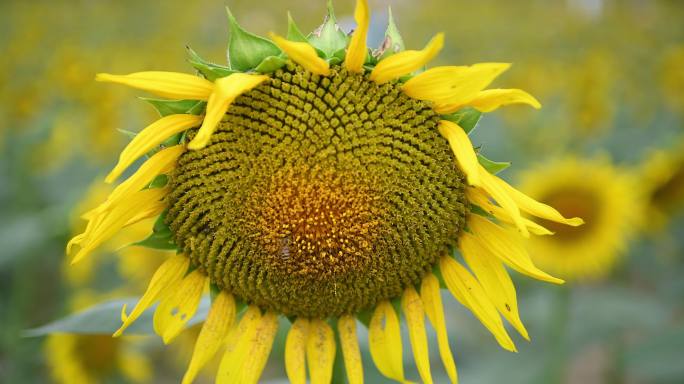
[118,350,153,383]
[493,176,585,226]
[420,274,458,384]
[467,215,564,284]
[114,254,189,337]
[270,33,331,76]
[216,306,262,384]
[70,187,168,264]
[96,72,214,100]
[403,63,510,109]
[460,234,529,340]
[345,0,370,73]
[369,300,407,382]
[187,73,269,150]
[466,187,553,236]
[438,120,480,186]
[181,291,236,384]
[106,114,202,183]
[479,166,529,237]
[307,319,336,384]
[153,270,207,344]
[370,33,445,84]
[94,145,184,215]
[466,88,541,113]
[285,318,310,384]
[439,255,517,352]
[338,315,364,384]
[240,311,279,384]
[401,287,433,384]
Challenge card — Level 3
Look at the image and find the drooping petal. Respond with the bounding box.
[96,72,214,100]
[403,63,510,109]
[466,88,541,113]
[369,300,406,382]
[370,33,444,84]
[345,0,370,73]
[307,319,336,384]
[114,254,189,337]
[106,114,202,183]
[181,291,236,384]
[439,255,516,352]
[460,234,529,340]
[466,187,553,236]
[285,318,310,384]
[492,175,585,226]
[240,311,279,384]
[216,306,262,384]
[153,270,207,344]
[467,215,564,284]
[479,166,529,236]
[338,315,364,384]
[70,187,168,264]
[401,287,433,384]
[187,73,269,150]
[91,146,184,216]
[270,33,331,76]
[438,120,480,186]
[420,274,458,384]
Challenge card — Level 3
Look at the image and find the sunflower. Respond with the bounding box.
[66,2,583,383]
[640,140,684,230]
[44,294,152,384]
[518,156,641,280]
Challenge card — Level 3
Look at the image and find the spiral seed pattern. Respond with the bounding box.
[166,64,469,318]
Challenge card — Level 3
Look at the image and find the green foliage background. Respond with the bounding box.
[1,0,683,383]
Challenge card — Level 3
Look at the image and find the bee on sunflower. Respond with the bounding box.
[66,1,583,383]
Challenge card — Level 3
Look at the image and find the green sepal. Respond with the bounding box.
[331,319,348,384]
[441,106,483,133]
[431,261,448,289]
[308,0,349,58]
[148,174,168,189]
[254,55,288,73]
[226,6,281,71]
[141,98,206,117]
[478,154,511,175]
[133,211,177,250]
[117,128,138,140]
[356,308,372,328]
[186,46,237,81]
[287,12,308,42]
[375,7,406,60]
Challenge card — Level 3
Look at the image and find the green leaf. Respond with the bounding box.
[24,297,210,336]
[254,55,288,73]
[376,7,405,60]
[226,6,281,71]
[186,46,236,81]
[132,211,177,250]
[141,98,206,117]
[307,0,349,58]
[477,154,511,175]
[441,107,483,133]
[287,12,308,42]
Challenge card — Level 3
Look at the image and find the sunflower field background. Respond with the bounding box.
[1,0,683,383]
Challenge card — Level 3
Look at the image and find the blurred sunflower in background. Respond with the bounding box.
[65,1,585,383]
[518,157,642,279]
[44,293,153,384]
[640,139,684,231]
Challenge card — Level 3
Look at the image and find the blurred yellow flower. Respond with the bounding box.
[640,140,684,231]
[519,156,643,279]
[44,294,152,384]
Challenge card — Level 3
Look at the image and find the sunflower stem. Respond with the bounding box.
[541,285,571,384]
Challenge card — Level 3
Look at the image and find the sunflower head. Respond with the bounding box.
[66,2,583,383]
[641,139,684,230]
[520,156,643,279]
